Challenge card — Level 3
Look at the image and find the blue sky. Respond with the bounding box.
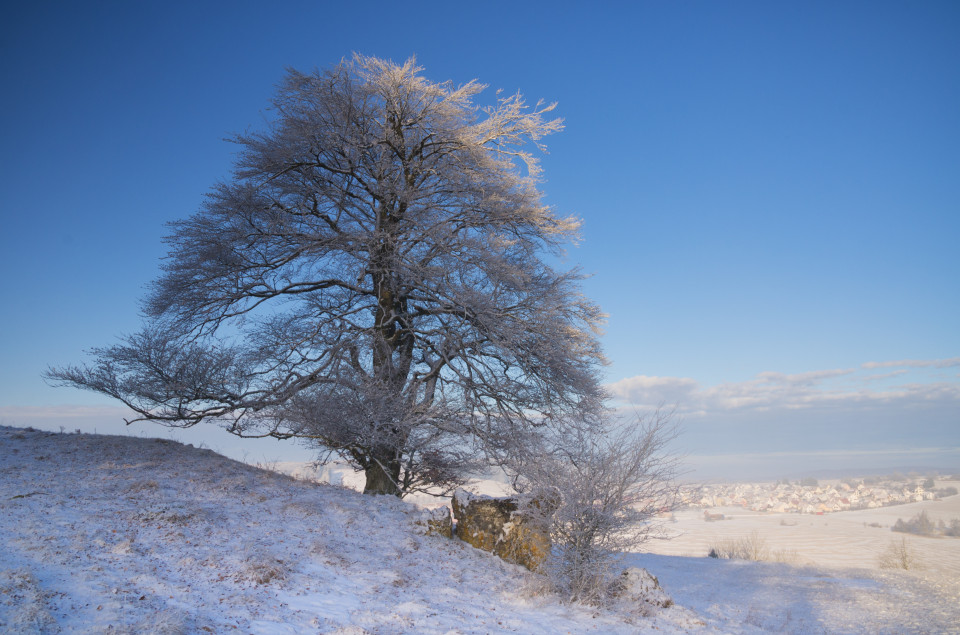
[1,1,957,478]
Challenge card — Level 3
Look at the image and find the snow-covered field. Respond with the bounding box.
[2,426,958,634]
[646,495,960,578]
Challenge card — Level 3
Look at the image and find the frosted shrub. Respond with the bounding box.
[878,537,923,571]
[511,411,680,606]
[707,532,798,563]
[708,533,768,561]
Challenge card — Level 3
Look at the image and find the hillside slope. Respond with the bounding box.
[1,426,956,634]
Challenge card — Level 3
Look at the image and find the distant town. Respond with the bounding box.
[680,475,960,515]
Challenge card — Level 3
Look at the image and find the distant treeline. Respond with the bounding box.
[892,511,960,538]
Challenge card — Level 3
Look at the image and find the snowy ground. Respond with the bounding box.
[2,426,958,634]
[646,498,960,578]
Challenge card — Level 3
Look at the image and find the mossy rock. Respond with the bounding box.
[452,490,551,572]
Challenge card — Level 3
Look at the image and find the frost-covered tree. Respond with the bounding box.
[46,55,606,496]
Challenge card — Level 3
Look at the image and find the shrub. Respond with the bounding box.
[878,537,922,570]
[708,532,766,561]
[511,411,680,606]
[946,519,960,538]
[707,532,797,563]
[892,511,937,536]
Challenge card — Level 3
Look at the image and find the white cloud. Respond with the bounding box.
[862,369,909,381]
[862,357,960,370]
[608,358,960,414]
[755,368,855,386]
[606,375,698,406]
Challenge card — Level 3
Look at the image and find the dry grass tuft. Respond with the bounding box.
[241,554,288,585]
[128,480,160,494]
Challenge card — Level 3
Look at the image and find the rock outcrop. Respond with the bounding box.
[451,490,552,572]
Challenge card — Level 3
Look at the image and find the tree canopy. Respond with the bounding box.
[47,55,606,496]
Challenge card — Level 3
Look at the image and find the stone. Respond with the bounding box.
[415,506,453,538]
[451,489,552,572]
[616,567,673,612]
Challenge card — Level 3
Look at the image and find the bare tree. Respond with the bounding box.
[510,411,680,605]
[46,55,606,496]
[878,536,923,571]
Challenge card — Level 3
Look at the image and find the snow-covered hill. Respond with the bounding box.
[1,426,957,634]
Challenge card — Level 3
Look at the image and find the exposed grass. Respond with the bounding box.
[240,554,288,585]
[0,568,57,632]
[127,480,160,494]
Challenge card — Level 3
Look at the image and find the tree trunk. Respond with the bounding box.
[363,455,402,496]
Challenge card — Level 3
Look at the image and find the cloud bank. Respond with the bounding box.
[6,357,957,481]
[861,357,960,370]
[608,358,960,413]
[608,358,960,472]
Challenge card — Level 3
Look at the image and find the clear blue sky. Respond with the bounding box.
[2,1,957,478]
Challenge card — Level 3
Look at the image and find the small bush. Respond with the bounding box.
[878,537,922,570]
[510,411,680,606]
[707,532,797,563]
[708,532,769,561]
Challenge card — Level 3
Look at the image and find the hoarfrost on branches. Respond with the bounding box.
[46,54,606,496]
[510,410,681,605]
